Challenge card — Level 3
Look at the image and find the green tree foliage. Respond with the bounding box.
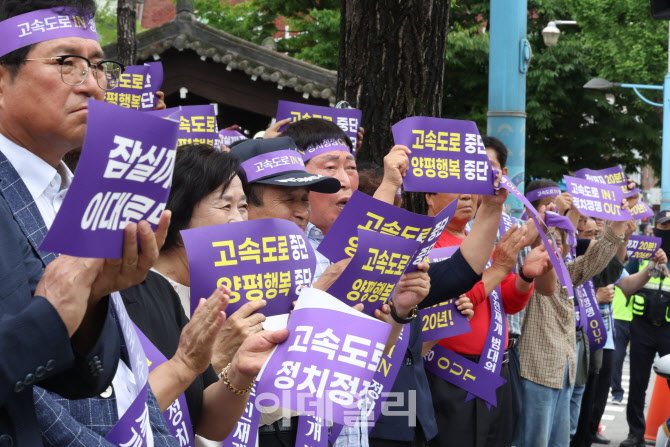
[95,0,145,47]
[193,0,340,69]
[443,0,663,183]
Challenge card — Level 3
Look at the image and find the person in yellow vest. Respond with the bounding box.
[618,210,670,447]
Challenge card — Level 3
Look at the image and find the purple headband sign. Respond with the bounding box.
[302,138,351,161]
[0,8,98,57]
[391,117,495,195]
[526,187,561,203]
[564,175,632,221]
[40,99,178,258]
[326,228,421,316]
[181,218,316,317]
[276,100,362,149]
[574,166,640,198]
[318,191,458,272]
[219,129,248,147]
[105,62,163,111]
[627,235,661,260]
[575,279,607,352]
[240,150,306,182]
[255,288,391,426]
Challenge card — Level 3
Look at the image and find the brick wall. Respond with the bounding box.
[140,0,176,29]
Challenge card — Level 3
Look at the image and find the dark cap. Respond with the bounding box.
[654,210,670,225]
[230,137,340,194]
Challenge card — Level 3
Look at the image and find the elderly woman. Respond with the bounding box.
[122,144,283,444]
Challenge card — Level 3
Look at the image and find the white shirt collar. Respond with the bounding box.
[0,131,73,200]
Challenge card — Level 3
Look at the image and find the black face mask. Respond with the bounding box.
[653,227,670,259]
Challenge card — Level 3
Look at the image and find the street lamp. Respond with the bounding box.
[584,68,670,206]
[542,20,577,47]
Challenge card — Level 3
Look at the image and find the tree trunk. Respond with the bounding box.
[337,0,450,214]
[116,0,137,66]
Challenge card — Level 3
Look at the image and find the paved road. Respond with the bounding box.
[599,352,659,446]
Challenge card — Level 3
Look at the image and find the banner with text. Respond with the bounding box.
[564,175,632,221]
[104,62,163,111]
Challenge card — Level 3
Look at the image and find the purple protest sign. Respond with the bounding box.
[499,175,574,299]
[240,150,306,182]
[296,416,328,447]
[105,293,151,446]
[326,228,421,316]
[364,325,410,433]
[219,129,248,147]
[255,289,391,426]
[627,235,661,260]
[276,100,362,149]
[0,8,98,57]
[169,105,221,150]
[423,343,507,407]
[105,62,163,111]
[574,166,640,198]
[420,297,471,342]
[318,191,458,272]
[630,201,655,220]
[391,117,495,195]
[576,279,607,352]
[40,99,178,258]
[181,218,316,317]
[222,383,260,447]
[133,323,194,446]
[565,175,632,221]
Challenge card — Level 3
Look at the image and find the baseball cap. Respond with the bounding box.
[654,210,670,225]
[231,137,340,194]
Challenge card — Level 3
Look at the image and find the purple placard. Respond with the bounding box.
[565,175,632,221]
[326,228,421,316]
[105,62,163,111]
[40,99,178,258]
[255,301,391,426]
[630,201,655,220]
[240,150,306,182]
[419,246,472,341]
[574,166,640,198]
[627,235,661,260]
[302,138,350,161]
[276,100,362,149]
[219,129,248,147]
[318,191,458,272]
[296,416,328,447]
[0,8,98,57]
[576,279,607,352]
[391,117,495,195]
[105,293,151,445]
[526,187,561,203]
[364,325,410,432]
[181,218,316,317]
[222,383,260,447]
[134,323,194,446]
[169,105,221,150]
[423,343,507,407]
[499,175,575,299]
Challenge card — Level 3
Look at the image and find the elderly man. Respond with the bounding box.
[0,1,175,445]
[281,118,529,446]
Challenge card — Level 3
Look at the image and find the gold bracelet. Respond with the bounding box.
[219,363,255,395]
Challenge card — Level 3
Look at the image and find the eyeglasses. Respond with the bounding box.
[22,55,125,91]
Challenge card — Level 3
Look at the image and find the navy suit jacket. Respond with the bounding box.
[0,150,120,446]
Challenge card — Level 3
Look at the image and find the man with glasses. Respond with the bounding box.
[0,1,176,446]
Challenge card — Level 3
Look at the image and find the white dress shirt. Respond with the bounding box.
[0,132,153,444]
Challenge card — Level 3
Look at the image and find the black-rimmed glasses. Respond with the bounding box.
[22,55,125,91]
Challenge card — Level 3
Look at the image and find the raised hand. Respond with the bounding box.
[263,118,291,139]
[91,211,171,301]
[481,169,508,207]
[173,286,229,376]
[491,224,527,274]
[391,261,431,317]
[227,328,290,388]
[35,256,104,336]
[520,243,552,279]
[211,299,267,372]
[455,294,474,321]
[596,285,615,305]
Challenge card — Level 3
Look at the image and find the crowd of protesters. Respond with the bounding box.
[1,2,669,447]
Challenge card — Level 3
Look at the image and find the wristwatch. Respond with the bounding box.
[518,266,534,283]
[389,300,418,324]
